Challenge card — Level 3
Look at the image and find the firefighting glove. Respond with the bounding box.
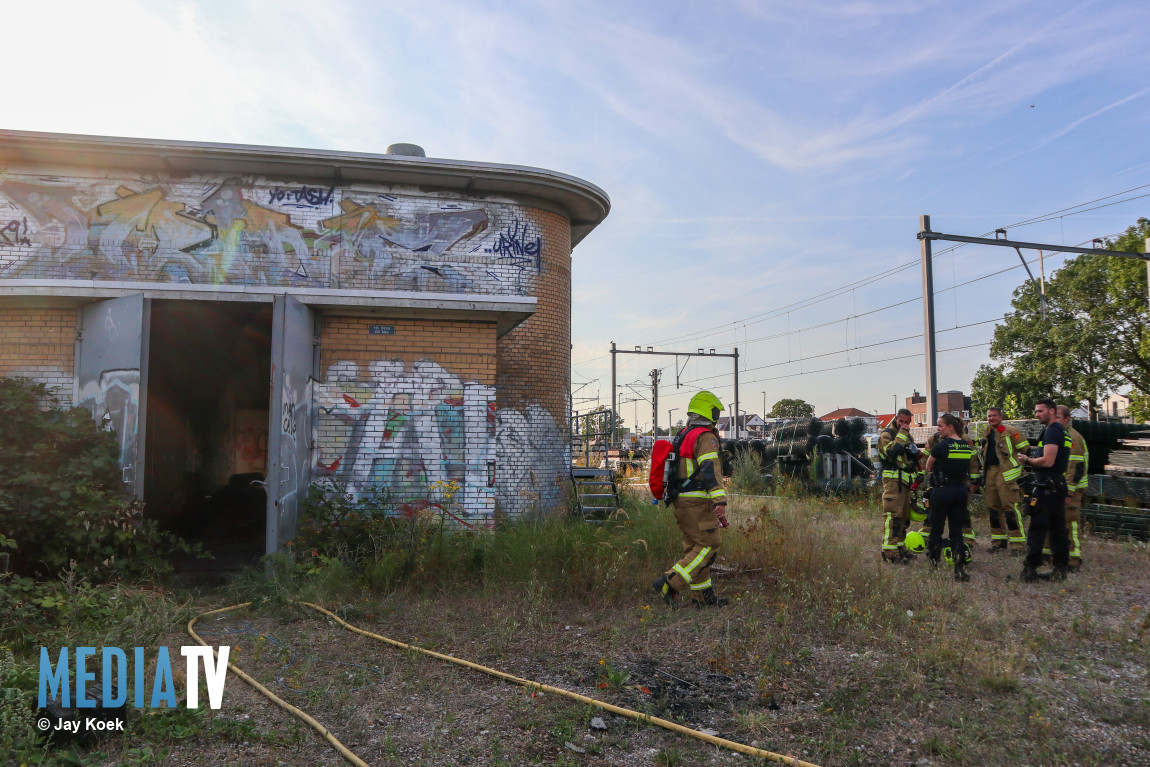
[713,503,729,528]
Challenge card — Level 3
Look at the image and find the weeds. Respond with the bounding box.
[730,448,771,496]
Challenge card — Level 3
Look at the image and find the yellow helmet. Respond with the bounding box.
[688,391,724,423]
[904,531,926,554]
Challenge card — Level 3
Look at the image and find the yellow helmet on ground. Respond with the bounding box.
[688,391,724,423]
[904,531,926,554]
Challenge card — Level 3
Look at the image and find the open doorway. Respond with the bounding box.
[144,300,273,570]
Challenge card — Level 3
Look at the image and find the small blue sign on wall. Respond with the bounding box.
[368,325,395,335]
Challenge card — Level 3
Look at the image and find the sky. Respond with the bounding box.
[3,0,1148,431]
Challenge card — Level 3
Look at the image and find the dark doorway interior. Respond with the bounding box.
[144,300,272,571]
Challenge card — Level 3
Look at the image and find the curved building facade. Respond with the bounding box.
[0,130,609,554]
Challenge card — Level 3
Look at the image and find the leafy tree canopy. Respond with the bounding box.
[971,217,1149,420]
[768,398,815,418]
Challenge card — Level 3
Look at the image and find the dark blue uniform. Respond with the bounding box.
[1025,422,1071,570]
[927,437,975,572]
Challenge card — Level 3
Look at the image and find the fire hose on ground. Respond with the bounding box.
[187,600,823,767]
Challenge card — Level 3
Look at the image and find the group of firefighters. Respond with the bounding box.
[877,400,1087,582]
[651,391,1088,608]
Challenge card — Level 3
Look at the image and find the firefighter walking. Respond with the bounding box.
[652,391,730,608]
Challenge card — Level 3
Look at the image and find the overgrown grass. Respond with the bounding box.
[241,490,682,609]
[9,484,1150,766]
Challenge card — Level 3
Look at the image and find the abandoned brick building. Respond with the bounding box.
[0,130,609,557]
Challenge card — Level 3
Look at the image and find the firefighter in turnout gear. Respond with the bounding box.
[1045,405,1088,568]
[921,425,979,563]
[976,407,1029,553]
[878,409,919,563]
[652,391,729,608]
[924,413,979,581]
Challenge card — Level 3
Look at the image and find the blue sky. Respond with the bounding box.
[4,0,1148,429]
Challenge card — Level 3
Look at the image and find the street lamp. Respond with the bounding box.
[668,408,676,436]
[892,394,897,413]
[762,391,767,418]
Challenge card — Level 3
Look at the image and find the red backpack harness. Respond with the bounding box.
[648,426,712,504]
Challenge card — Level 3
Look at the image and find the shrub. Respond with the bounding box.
[0,646,40,762]
[0,377,194,580]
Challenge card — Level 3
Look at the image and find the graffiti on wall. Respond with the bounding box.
[77,368,140,481]
[494,403,568,514]
[0,174,544,296]
[314,358,497,527]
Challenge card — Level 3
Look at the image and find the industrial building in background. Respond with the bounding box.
[0,130,609,559]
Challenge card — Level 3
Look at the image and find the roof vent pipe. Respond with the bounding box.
[386,143,426,157]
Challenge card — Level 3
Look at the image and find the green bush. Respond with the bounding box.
[0,377,194,580]
[0,646,41,763]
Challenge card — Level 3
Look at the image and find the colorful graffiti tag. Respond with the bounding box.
[314,359,498,527]
[0,174,544,296]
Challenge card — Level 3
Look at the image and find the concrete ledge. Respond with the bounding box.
[0,280,537,336]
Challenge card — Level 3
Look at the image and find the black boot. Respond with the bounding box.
[695,587,729,607]
[954,566,970,583]
[1020,566,1042,583]
[651,574,678,607]
[1050,565,1070,582]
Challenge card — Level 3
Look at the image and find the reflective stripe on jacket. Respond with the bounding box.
[982,424,1027,482]
[1066,426,1089,492]
[677,429,727,503]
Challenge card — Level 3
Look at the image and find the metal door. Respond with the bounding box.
[266,294,315,555]
[76,294,151,499]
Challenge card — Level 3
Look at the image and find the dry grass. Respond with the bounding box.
[39,490,1150,766]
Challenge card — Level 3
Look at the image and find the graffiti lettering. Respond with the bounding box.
[281,387,298,438]
[485,220,541,266]
[267,186,336,207]
[314,359,496,526]
[0,218,31,246]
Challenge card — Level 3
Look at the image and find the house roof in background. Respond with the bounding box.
[819,408,874,421]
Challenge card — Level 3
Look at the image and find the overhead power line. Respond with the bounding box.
[617,184,1150,353]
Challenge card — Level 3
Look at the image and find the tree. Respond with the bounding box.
[581,406,626,440]
[1102,218,1150,395]
[1129,392,1150,424]
[768,398,815,418]
[975,218,1150,420]
[969,363,1059,420]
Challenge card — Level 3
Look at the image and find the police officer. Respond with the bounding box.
[877,409,920,563]
[1017,398,1071,582]
[652,391,729,607]
[923,413,978,581]
[976,407,1029,554]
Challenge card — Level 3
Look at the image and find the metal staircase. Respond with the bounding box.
[570,468,621,522]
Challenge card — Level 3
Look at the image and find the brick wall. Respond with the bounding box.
[495,208,572,515]
[0,305,75,401]
[314,315,499,526]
